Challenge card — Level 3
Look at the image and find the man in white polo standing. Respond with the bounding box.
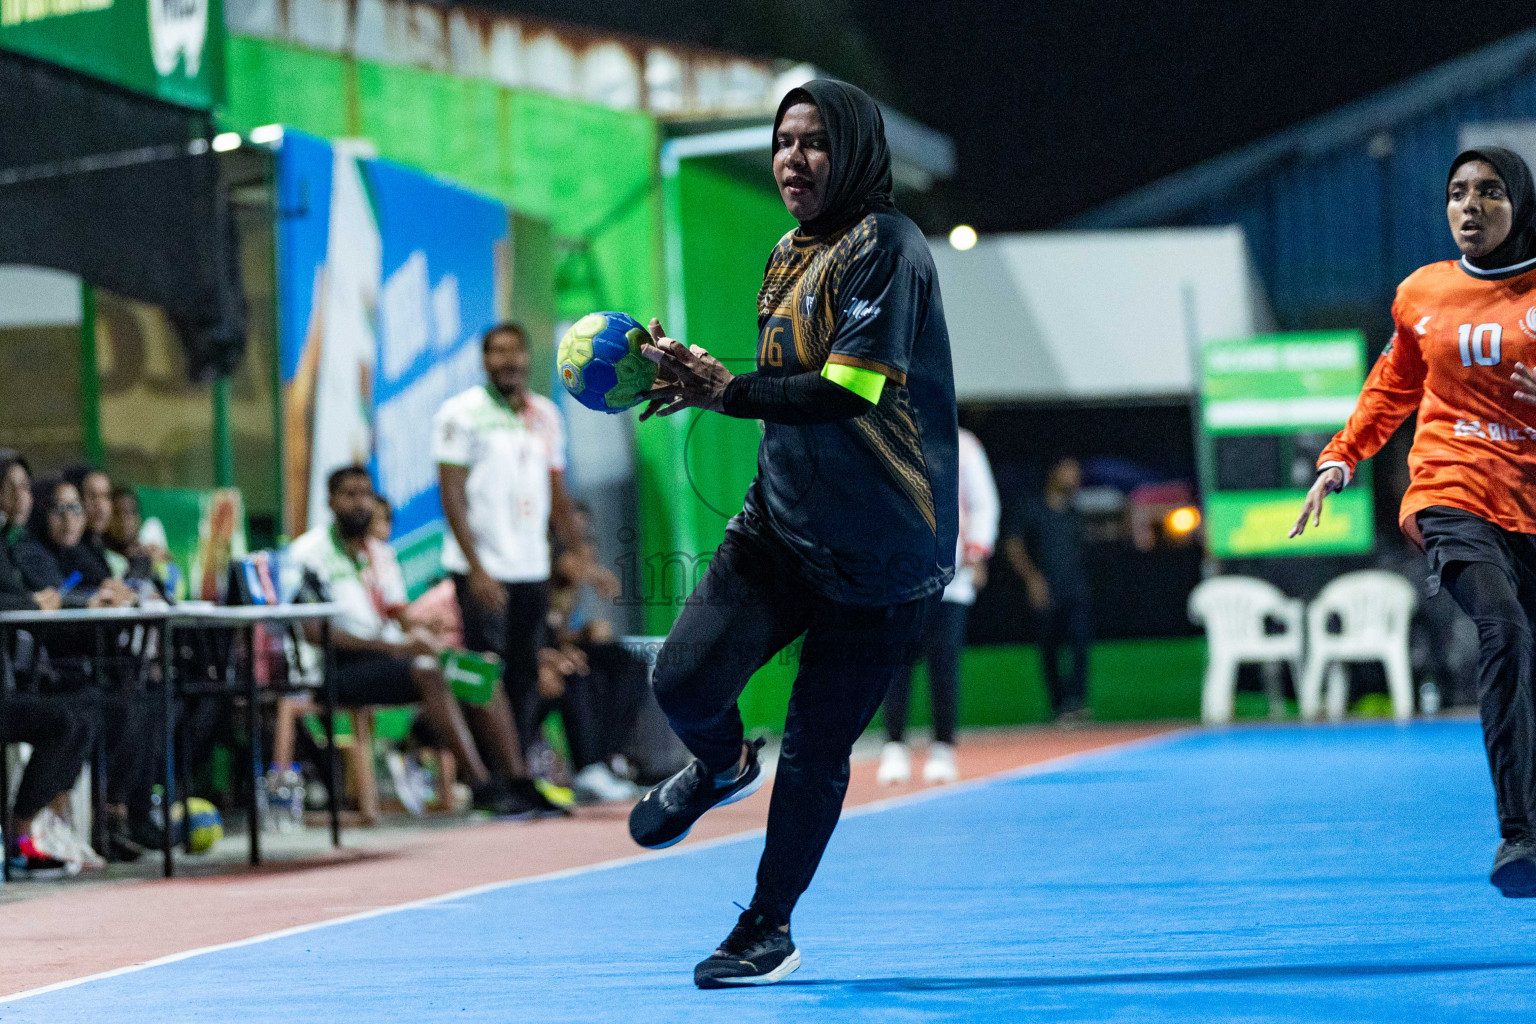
[436,321,622,800]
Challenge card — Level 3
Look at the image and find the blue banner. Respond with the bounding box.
[277,130,507,594]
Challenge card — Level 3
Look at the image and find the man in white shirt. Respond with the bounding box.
[877,427,999,786]
[435,322,588,765]
[291,465,558,817]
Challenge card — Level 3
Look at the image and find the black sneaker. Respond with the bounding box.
[1491,838,1536,897]
[475,777,576,819]
[104,824,147,864]
[629,738,765,850]
[130,815,179,851]
[471,778,529,818]
[694,907,801,988]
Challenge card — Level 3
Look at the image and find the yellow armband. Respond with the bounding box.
[821,362,886,404]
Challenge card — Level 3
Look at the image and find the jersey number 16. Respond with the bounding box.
[760,326,785,368]
[1457,323,1502,367]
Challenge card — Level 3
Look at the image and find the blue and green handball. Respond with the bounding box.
[558,311,659,413]
[171,797,224,854]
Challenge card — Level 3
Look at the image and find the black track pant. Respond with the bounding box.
[522,672,603,770]
[1039,593,1092,713]
[525,642,650,770]
[1,695,95,824]
[652,525,934,925]
[1420,507,1536,839]
[454,575,548,759]
[883,599,968,744]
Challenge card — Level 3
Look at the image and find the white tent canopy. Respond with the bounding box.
[930,226,1271,402]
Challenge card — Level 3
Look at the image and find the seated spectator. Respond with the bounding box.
[290,466,564,818]
[105,486,175,598]
[373,494,576,810]
[368,496,409,617]
[526,503,657,802]
[0,455,60,613]
[10,468,164,860]
[2,693,101,873]
[0,457,106,870]
[62,465,117,582]
[13,477,134,609]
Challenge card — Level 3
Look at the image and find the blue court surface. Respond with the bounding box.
[5,721,1535,1023]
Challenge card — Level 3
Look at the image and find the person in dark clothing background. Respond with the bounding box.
[13,477,134,608]
[105,487,158,584]
[13,473,159,858]
[1004,456,1092,720]
[625,79,958,988]
[62,465,116,582]
[0,455,60,613]
[1,695,99,872]
[526,500,646,804]
[0,455,98,872]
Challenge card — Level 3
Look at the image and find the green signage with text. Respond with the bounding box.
[1,0,223,108]
[1198,331,1373,559]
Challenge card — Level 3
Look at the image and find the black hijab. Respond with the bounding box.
[774,79,895,237]
[25,476,108,586]
[0,452,27,537]
[1448,147,1536,269]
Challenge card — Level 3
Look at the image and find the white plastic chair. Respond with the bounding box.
[1188,576,1305,725]
[1299,570,1417,723]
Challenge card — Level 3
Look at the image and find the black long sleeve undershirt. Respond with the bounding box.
[721,371,874,424]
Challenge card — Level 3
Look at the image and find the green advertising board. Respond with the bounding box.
[1,0,224,108]
[1198,331,1373,558]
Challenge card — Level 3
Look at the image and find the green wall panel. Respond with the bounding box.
[355,62,506,193]
[635,156,792,634]
[1087,636,1207,721]
[734,637,1210,735]
[225,37,351,139]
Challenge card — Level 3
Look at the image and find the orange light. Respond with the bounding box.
[1166,506,1201,535]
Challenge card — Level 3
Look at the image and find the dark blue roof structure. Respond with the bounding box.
[1074,30,1536,340]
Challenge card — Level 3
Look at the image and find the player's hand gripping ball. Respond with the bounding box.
[558,312,659,413]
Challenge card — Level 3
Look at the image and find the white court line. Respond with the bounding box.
[0,726,1189,1006]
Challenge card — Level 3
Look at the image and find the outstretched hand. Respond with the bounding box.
[1289,467,1345,538]
[638,319,734,420]
[1513,362,1536,406]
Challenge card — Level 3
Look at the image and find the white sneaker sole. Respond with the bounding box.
[642,768,766,850]
[709,948,802,986]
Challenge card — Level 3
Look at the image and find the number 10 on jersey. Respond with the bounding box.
[1458,323,1502,367]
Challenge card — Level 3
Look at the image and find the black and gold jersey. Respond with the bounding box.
[734,208,958,605]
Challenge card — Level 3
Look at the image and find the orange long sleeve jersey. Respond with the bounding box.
[1319,259,1536,538]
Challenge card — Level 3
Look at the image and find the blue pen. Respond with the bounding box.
[58,571,83,596]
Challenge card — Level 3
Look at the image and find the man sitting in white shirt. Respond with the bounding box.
[290,466,562,817]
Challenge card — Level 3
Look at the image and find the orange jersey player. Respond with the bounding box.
[1293,147,1536,899]
[1310,249,1536,543]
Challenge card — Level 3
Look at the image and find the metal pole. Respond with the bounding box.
[91,623,108,858]
[79,283,105,468]
[267,146,287,543]
[322,618,340,848]
[1,625,12,882]
[245,625,263,866]
[162,619,176,878]
[213,375,235,489]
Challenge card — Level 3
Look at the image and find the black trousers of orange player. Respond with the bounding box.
[651,522,936,925]
[1420,507,1536,840]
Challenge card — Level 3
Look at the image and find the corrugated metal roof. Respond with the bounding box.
[1075,28,1536,228]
